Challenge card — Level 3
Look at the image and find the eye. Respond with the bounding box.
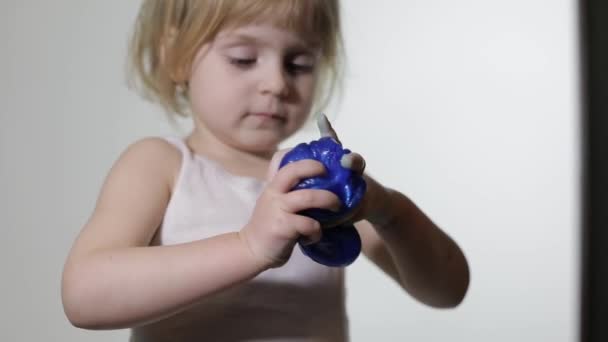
[225,46,258,69]
[229,57,256,68]
[285,62,314,75]
[285,54,316,75]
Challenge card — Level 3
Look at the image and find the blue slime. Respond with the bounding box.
[279,137,367,267]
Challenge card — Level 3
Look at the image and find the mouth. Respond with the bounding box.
[250,112,287,122]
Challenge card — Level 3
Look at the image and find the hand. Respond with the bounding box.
[316,114,385,224]
[239,150,343,269]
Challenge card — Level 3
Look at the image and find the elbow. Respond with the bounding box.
[62,275,98,329]
[63,301,100,330]
[62,283,118,330]
[413,259,471,309]
[61,266,115,330]
[419,282,469,309]
[418,290,467,310]
[436,284,469,309]
[62,286,92,329]
[435,245,471,309]
[434,259,471,309]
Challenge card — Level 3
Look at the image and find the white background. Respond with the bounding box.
[1,1,580,341]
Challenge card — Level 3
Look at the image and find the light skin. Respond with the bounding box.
[62,21,469,331]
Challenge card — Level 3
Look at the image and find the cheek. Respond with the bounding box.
[188,67,243,115]
[293,77,317,106]
[300,76,317,95]
[297,77,318,113]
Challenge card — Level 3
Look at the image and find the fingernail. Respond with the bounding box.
[341,154,366,174]
[316,113,341,145]
[340,154,353,169]
[317,113,330,137]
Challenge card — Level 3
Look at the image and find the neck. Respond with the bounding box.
[186,124,277,180]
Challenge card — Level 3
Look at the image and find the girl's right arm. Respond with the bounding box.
[61,138,341,330]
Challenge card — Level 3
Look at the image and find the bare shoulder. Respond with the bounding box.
[110,136,183,191]
[123,136,180,156]
[119,137,181,178]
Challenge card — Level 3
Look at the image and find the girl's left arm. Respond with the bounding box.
[354,174,470,308]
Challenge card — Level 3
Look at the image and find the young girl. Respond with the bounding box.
[61,1,470,341]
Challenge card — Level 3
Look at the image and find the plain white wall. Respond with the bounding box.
[1,0,580,341]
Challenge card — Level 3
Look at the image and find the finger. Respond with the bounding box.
[266,148,292,181]
[316,113,342,145]
[269,159,327,193]
[288,214,323,245]
[340,152,366,175]
[298,233,322,246]
[282,189,342,213]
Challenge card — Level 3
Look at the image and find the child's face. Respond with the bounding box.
[187,22,320,154]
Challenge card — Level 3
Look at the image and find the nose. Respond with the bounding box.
[259,62,290,98]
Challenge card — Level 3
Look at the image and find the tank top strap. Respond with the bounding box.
[162,136,193,160]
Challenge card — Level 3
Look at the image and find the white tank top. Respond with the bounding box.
[130,137,348,342]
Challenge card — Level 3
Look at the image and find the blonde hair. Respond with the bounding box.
[128,0,344,118]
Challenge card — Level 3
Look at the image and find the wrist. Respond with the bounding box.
[362,175,390,224]
[235,230,272,273]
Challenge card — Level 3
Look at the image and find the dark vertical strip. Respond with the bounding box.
[580,0,608,341]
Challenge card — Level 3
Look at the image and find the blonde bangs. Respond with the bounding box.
[224,1,338,50]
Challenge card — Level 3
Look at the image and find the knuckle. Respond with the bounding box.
[274,214,288,228]
[310,160,326,172]
[299,190,315,205]
[320,191,341,209]
[321,189,337,201]
[296,159,324,172]
[310,219,321,232]
[302,217,320,231]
